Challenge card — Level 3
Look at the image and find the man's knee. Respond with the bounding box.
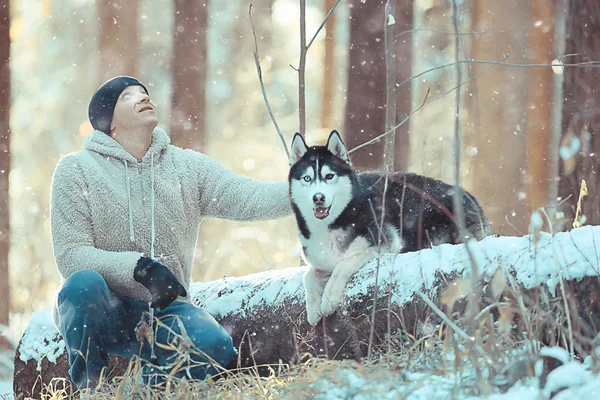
[192,325,236,368]
[58,269,108,304]
[164,306,237,367]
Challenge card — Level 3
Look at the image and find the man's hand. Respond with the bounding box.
[134,257,187,310]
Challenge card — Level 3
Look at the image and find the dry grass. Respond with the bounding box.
[35,273,600,400]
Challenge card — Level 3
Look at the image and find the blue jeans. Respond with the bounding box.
[56,269,236,389]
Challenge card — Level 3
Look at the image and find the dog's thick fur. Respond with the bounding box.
[288,131,491,325]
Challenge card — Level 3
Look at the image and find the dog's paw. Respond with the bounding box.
[306,302,322,326]
[320,297,337,317]
[320,289,343,317]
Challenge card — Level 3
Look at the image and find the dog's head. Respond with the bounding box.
[288,130,355,222]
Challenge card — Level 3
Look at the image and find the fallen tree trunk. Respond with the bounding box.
[13,226,600,399]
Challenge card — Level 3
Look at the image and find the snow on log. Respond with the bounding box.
[13,226,600,399]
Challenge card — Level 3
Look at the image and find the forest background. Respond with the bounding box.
[0,0,598,347]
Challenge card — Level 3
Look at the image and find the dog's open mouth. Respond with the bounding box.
[313,206,330,220]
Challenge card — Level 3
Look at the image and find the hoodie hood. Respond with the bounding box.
[83,126,171,164]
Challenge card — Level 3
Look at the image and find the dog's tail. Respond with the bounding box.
[463,191,492,240]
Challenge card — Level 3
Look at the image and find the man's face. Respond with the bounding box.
[110,85,158,134]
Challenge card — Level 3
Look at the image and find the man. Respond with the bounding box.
[50,76,292,389]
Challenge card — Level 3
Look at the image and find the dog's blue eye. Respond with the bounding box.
[303,176,311,182]
[325,174,334,180]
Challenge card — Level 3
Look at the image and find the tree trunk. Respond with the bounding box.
[393,1,412,172]
[526,0,555,213]
[344,0,387,171]
[344,0,412,172]
[97,0,140,82]
[0,0,10,330]
[13,227,600,398]
[321,0,336,132]
[558,0,600,227]
[464,0,530,234]
[170,0,208,151]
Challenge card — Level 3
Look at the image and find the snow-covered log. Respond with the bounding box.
[13,226,600,399]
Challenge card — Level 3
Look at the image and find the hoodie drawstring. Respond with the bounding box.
[150,153,155,259]
[124,155,159,362]
[124,160,135,242]
[149,153,157,363]
[123,156,156,260]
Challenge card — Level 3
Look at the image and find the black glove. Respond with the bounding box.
[134,257,188,310]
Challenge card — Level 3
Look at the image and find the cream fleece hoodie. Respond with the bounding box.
[50,127,292,304]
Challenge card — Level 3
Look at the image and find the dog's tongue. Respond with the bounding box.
[314,207,329,219]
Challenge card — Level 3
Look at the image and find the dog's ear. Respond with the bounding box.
[289,133,308,166]
[326,130,350,163]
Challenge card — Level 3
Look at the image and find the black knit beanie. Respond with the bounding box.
[88,76,149,134]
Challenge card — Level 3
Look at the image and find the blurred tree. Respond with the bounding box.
[526,0,555,213]
[321,0,336,132]
[344,0,411,171]
[408,1,459,184]
[464,0,530,234]
[97,0,140,82]
[390,0,411,171]
[0,0,9,329]
[559,0,600,226]
[170,0,207,151]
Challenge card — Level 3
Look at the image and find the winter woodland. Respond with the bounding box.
[2,0,600,399]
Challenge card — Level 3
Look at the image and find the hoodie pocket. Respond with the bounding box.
[157,254,187,297]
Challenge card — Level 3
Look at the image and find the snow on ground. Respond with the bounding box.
[309,346,600,399]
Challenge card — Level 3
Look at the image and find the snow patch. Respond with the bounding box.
[17,310,65,371]
[345,226,600,303]
[544,362,593,397]
[190,266,306,319]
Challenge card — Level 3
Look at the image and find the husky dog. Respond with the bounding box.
[288,130,491,325]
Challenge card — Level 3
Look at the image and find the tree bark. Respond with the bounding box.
[0,0,10,330]
[170,0,208,152]
[526,0,555,213]
[344,0,411,172]
[321,0,336,132]
[559,0,600,227]
[344,0,387,171]
[393,0,412,172]
[97,0,140,82]
[384,0,398,172]
[13,227,600,398]
[464,0,530,234]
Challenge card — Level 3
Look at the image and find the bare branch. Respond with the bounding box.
[248,5,289,158]
[416,291,493,365]
[451,0,467,245]
[396,58,600,91]
[396,27,512,38]
[307,0,342,51]
[548,0,569,227]
[383,0,397,172]
[349,55,509,154]
[299,0,307,135]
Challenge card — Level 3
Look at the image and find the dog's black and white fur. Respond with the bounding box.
[288,130,491,325]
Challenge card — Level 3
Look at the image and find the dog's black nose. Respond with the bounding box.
[313,193,325,205]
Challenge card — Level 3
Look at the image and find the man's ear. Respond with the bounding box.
[326,130,350,163]
[289,133,308,166]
